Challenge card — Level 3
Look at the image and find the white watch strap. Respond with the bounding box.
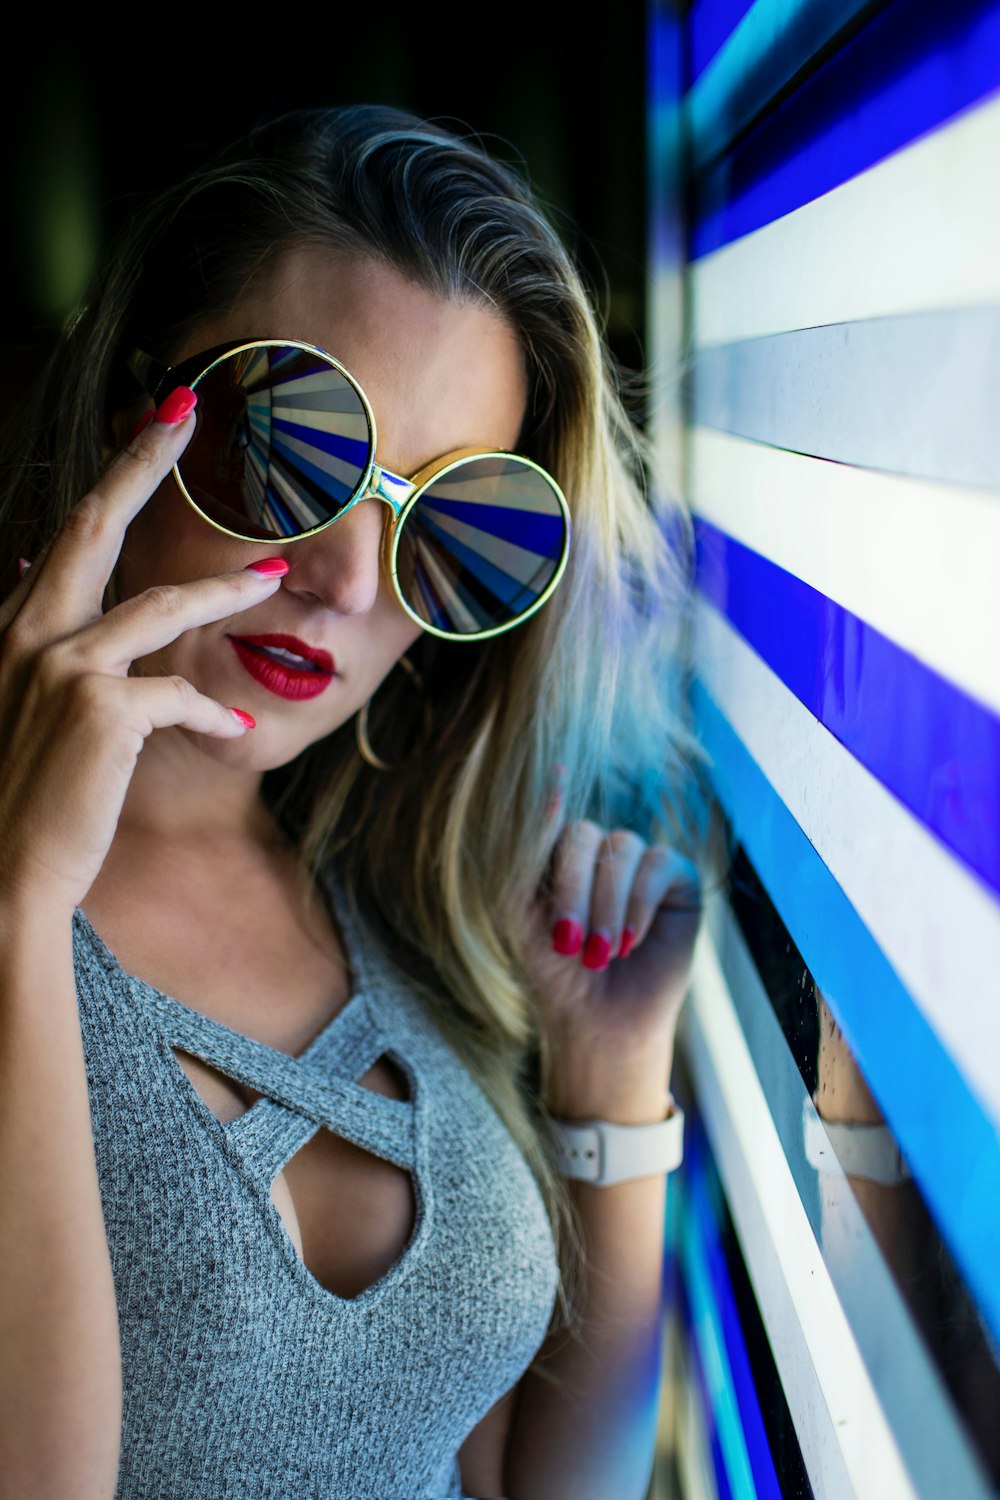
[548,1103,685,1185]
[803,1096,912,1185]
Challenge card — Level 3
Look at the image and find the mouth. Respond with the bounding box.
[227,634,336,702]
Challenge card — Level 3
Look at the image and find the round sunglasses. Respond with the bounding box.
[126,338,572,642]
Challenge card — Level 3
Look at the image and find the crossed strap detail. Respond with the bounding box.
[147,987,416,1184]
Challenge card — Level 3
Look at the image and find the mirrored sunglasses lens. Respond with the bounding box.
[176,344,372,539]
[395,456,568,636]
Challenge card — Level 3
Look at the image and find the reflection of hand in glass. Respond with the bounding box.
[812,988,921,1296]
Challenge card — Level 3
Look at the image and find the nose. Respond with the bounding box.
[281,496,388,615]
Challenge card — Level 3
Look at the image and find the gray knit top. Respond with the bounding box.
[71,865,560,1499]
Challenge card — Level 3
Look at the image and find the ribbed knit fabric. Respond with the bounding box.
[72,864,560,1499]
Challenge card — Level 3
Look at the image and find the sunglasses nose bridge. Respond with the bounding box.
[365,464,415,519]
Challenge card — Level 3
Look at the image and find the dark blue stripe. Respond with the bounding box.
[688,0,757,86]
[271,416,370,472]
[691,0,1000,259]
[694,516,1000,897]
[418,493,565,554]
[269,442,358,510]
[413,514,542,612]
[687,308,1000,490]
[687,1135,783,1500]
[693,678,1000,1348]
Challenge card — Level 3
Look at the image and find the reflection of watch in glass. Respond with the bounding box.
[803,1095,912,1185]
[548,1099,685,1186]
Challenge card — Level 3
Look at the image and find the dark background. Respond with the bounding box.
[2,8,649,399]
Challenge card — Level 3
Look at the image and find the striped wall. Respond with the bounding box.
[647,2,1000,1496]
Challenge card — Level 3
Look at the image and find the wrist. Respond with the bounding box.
[541,1034,676,1125]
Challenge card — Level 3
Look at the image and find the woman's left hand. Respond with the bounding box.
[518,794,703,1114]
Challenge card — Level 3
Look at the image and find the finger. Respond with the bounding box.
[20,388,198,638]
[108,671,256,741]
[63,562,289,673]
[580,828,647,970]
[622,848,703,954]
[547,818,606,958]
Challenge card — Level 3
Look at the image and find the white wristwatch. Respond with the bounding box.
[803,1096,912,1185]
[548,1100,685,1185]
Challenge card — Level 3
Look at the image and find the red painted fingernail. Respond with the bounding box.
[17,557,32,579]
[582,930,612,970]
[618,927,636,959]
[228,707,256,728]
[127,410,154,443]
[244,558,289,577]
[155,386,198,424]
[552,918,583,956]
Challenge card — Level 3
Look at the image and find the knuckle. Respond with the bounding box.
[607,827,644,857]
[143,583,183,618]
[62,496,109,544]
[167,673,196,700]
[572,817,605,847]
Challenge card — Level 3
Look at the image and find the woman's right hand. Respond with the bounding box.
[0,390,287,919]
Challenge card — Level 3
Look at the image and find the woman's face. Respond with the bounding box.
[115,245,529,771]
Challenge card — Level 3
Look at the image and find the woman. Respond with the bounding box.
[0,105,711,1499]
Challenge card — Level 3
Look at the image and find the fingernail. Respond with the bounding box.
[228,707,256,728]
[127,410,154,444]
[244,558,289,577]
[618,927,636,959]
[155,387,198,425]
[17,556,32,579]
[552,918,583,956]
[582,929,612,970]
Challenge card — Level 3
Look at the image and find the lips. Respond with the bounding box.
[232,634,335,674]
[227,634,336,702]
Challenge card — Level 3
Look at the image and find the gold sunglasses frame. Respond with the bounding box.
[127,337,572,643]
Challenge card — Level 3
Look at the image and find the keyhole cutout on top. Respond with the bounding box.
[172,1048,416,1302]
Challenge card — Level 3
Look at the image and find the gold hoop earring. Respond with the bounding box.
[355,652,426,773]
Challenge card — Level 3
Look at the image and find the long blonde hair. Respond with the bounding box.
[0,105,716,1358]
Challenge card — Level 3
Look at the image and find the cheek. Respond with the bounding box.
[115,477,240,596]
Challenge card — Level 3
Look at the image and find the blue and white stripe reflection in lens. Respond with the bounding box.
[396,457,566,635]
[237,347,371,536]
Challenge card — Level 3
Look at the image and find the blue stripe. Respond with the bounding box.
[268,440,358,509]
[418,493,565,554]
[692,678,1000,1349]
[687,1133,782,1500]
[691,0,1000,258]
[679,1134,775,1500]
[271,416,370,471]
[687,309,1000,491]
[688,0,757,87]
[414,514,544,610]
[686,0,876,171]
[694,516,1000,898]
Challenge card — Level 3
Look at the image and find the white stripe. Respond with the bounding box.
[684,926,916,1500]
[272,401,369,441]
[427,467,561,515]
[695,597,1000,1129]
[691,88,1000,347]
[272,429,366,495]
[419,507,553,586]
[689,425,1000,716]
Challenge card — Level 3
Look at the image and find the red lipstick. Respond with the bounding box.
[228,633,335,702]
